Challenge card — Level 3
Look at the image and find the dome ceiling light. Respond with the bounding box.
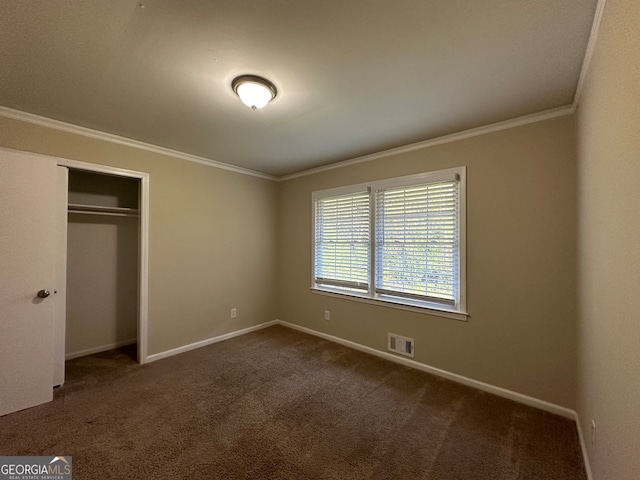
[231,75,277,111]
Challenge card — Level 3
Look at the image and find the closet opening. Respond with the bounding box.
[55,160,150,386]
[66,169,140,363]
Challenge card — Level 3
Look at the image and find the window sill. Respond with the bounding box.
[310,288,468,322]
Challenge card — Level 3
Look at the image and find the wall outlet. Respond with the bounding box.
[230,308,237,319]
[591,420,596,447]
[324,310,330,321]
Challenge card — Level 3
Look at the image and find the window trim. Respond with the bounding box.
[310,287,468,321]
[311,166,467,319]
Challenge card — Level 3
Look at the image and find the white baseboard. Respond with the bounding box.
[275,320,576,419]
[145,320,279,363]
[128,318,589,473]
[65,338,137,360]
[140,318,577,421]
[575,412,594,480]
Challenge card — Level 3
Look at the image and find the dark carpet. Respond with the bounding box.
[0,325,586,479]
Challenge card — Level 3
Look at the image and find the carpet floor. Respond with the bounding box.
[0,325,586,479]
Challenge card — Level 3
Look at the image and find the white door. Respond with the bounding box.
[0,149,57,416]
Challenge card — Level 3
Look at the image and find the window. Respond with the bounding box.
[314,190,370,293]
[312,167,466,319]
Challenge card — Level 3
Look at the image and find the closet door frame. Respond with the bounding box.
[59,158,150,364]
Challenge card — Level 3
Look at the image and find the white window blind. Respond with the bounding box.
[375,179,459,306]
[312,167,465,318]
[314,190,370,292]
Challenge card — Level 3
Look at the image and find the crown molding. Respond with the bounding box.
[1,2,604,183]
[278,105,573,181]
[277,0,606,182]
[1,104,574,184]
[0,106,277,181]
[572,0,608,110]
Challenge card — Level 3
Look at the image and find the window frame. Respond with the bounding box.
[311,166,467,321]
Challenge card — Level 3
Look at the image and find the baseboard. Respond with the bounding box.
[145,320,279,363]
[65,338,137,360]
[139,318,576,420]
[575,412,594,480]
[274,320,576,419]
[122,319,589,473]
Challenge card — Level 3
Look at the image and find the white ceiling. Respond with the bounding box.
[0,0,597,176]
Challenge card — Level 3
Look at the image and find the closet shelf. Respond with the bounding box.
[67,203,139,217]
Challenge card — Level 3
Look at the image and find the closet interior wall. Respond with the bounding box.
[66,170,140,360]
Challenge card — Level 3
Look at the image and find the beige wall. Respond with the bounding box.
[575,1,640,478]
[66,216,138,356]
[278,115,578,408]
[0,116,278,356]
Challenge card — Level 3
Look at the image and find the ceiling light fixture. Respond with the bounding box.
[231,75,277,111]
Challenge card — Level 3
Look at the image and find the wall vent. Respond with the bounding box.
[388,333,414,358]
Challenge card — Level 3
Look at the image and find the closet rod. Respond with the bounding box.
[68,209,138,218]
[67,203,139,217]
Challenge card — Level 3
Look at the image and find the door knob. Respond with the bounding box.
[37,289,50,299]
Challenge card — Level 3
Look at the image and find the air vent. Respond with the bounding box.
[388,333,414,358]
